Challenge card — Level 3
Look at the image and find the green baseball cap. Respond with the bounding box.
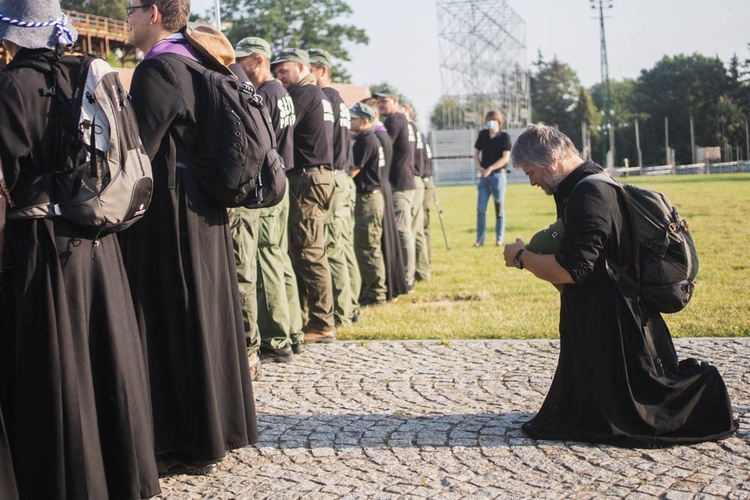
[307,48,333,68]
[527,218,565,293]
[527,218,564,255]
[350,102,376,121]
[235,37,271,59]
[373,86,398,99]
[271,47,309,67]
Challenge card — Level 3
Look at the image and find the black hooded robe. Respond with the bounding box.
[522,161,737,446]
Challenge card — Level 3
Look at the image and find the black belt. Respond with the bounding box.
[286,165,329,177]
[357,189,381,195]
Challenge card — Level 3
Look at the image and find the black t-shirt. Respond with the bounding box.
[258,79,296,171]
[383,112,415,190]
[374,128,393,175]
[289,82,334,170]
[352,128,384,193]
[408,121,424,177]
[322,87,352,172]
[422,140,433,177]
[474,129,511,168]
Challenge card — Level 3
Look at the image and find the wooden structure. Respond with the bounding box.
[66,10,129,57]
[1,10,130,69]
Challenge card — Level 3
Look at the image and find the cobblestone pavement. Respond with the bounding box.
[161,338,750,499]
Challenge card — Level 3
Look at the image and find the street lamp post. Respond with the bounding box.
[591,0,614,168]
[214,0,221,30]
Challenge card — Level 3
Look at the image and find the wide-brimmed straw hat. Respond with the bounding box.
[0,0,77,49]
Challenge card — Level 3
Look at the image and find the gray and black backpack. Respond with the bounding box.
[577,173,699,313]
[9,54,153,235]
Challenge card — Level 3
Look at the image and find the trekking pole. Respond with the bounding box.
[432,185,450,250]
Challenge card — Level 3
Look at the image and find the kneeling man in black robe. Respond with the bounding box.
[503,123,737,447]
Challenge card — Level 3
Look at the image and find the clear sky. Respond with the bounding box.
[191,0,750,130]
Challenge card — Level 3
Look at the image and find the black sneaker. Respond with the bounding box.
[360,297,386,307]
[291,340,305,354]
[259,344,294,363]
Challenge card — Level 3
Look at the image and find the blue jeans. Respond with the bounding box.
[476,170,506,245]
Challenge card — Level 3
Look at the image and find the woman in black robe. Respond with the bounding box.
[0,5,160,496]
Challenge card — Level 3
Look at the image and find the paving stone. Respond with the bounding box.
[159,339,750,498]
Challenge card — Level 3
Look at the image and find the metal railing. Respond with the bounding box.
[65,10,129,40]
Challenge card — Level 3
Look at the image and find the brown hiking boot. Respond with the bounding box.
[248,350,262,381]
[303,327,336,344]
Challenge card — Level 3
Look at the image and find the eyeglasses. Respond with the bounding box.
[126,4,152,16]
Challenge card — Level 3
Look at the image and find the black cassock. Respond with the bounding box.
[0,50,159,499]
[120,51,258,461]
[523,161,737,447]
[375,128,408,300]
[0,407,18,500]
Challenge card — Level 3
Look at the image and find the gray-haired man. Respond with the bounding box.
[503,123,736,446]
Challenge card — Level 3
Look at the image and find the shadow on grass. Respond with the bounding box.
[254,411,539,449]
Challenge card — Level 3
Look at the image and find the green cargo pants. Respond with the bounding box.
[417,176,432,281]
[354,191,386,303]
[345,176,361,319]
[392,188,415,289]
[325,170,353,327]
[288,167,335,332]
[230,207,260,354]
[257,185,303,349]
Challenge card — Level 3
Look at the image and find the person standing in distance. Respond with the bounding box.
[375,87,416,291]
[235,37,304,362]
[474,110,511,247]
[272,48,337,343]
[309,48,361,327]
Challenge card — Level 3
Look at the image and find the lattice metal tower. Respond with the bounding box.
[436,0,530,130]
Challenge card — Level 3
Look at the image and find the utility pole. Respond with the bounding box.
[214,0,221,30]
[591,0,614,168]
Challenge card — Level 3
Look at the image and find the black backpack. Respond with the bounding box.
[9,54,153,234]
[162,54,286,209]
[576,173,699,313]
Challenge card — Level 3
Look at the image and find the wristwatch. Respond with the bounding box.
[514,248,527,269]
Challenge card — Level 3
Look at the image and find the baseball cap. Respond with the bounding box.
[307,48,333,68]
[271,48,309,66]
[527,218,565,293]
[373,86,397,99]
[350,102,376,121]
[527,218,564,255]
[235,37,271,59]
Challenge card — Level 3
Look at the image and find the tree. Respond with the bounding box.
[60,0,129,20]
[531,55,584,151]
[223,0,368,82]
[632,53,732,165]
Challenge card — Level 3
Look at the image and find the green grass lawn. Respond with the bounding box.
[340,172,750,341]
